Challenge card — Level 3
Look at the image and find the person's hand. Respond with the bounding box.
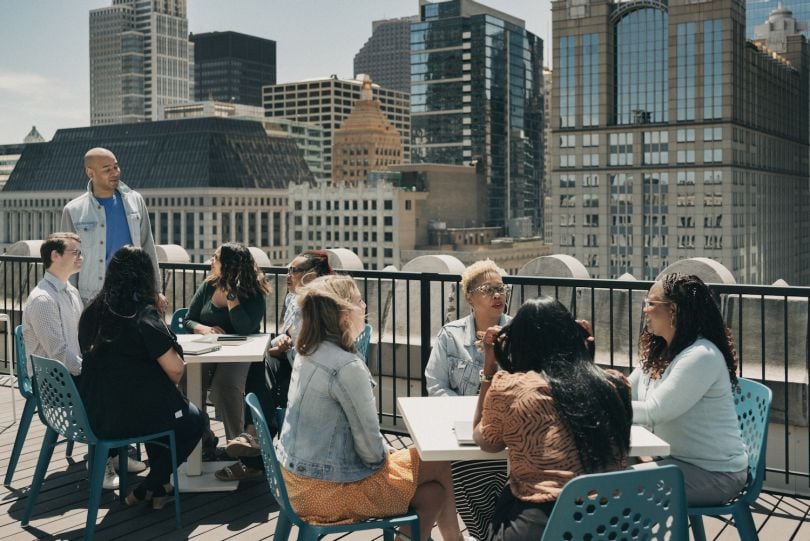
[194,324,226,335]
[481,325,502,374]
[268,334,292,357]
[157,293,169,315]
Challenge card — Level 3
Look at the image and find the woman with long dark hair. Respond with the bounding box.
[473,296,632,540]
[79,246,205,508]
[631,273,747,505]
[183,242,268,480]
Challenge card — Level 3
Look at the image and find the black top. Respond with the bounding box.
[183,282,266,335]
[78,305,187,439]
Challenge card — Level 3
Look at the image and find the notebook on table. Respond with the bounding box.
[182,341,222,355]
[453,421,476,446]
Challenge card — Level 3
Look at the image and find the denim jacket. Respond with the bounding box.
[425,312,511,396]
[277,340,387,482]
[61,181,159,304]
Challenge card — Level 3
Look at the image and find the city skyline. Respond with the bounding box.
[0,0,552,144]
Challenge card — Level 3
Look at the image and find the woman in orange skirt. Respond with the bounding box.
[276,275,464,541]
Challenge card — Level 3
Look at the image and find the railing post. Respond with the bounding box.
[420,272,436,397]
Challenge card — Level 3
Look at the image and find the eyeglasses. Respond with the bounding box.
[69,249,83,258]
[287,266,309,275]
[472,284,511,297]
[642,298,670,309]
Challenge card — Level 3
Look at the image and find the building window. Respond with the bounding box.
[676,22,696,121]
[582,33,599,126]
[559,35,576,128]
[703,19,723,120]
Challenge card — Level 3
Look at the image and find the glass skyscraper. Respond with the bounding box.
[410,0,544,235]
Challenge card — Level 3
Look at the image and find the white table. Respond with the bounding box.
[177,333,270,492]
[397,396,670,461]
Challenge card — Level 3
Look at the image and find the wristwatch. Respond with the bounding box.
[226,291,237,301]
[479,369,496,384]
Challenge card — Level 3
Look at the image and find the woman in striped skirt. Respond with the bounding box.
[424,259,511,540]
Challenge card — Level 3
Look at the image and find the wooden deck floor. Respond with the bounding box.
[0,377,807,540]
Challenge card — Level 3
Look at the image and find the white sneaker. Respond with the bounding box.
[103,457,120,490]
[114,456,147,474]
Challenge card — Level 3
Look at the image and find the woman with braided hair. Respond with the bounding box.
[630,272,747,505]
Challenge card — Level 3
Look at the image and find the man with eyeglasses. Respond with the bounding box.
[22,232,85,378]
[61,147,162,307]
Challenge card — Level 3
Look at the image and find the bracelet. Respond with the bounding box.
[479,369,497,384]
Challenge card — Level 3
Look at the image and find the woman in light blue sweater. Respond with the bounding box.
[630,273,747,506]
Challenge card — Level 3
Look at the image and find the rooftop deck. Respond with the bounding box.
[0,378,807,540]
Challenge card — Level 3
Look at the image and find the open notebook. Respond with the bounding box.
[182,341,222,355]
[453,421,476,446]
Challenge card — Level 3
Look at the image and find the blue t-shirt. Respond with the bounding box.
[96,193,133,265]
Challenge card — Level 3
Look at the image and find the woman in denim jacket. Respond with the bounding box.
[424,260,511,540]
[277,275,464,541]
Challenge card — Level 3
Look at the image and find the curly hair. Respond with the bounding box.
[494,296,632,473]
[83,246,159,353]
[638,273,738,384]
[207,243,270,298]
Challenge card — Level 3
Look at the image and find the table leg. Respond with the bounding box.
[186,363,203,476]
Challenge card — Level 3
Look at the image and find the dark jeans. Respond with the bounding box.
[488,487,555,541]
[143,400,206,491]
[240,354,291,470]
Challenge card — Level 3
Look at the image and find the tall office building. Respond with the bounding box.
[263,76,410,181]
[747,0,810,37]
[89,0,193,125]
[190,31,276,106]
[354,16,417,94]
[550,0,810,285]
[411,0,544,236]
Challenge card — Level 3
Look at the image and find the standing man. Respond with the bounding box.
[61,147,163,307]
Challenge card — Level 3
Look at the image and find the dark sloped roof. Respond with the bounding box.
[4,117,315,192]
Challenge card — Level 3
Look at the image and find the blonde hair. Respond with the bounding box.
[460,259,505,300]
[296,275,358,355]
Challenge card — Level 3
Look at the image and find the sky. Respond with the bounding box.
[0,0,552,144]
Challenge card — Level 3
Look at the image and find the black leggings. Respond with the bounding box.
[143,401,206,491]
[487,487,556,541]
[241,354,291,469]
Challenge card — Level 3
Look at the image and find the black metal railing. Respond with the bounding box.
[2,255,809,495]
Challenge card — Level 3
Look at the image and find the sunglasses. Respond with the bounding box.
[472,284,511,297]
[642,298,670,309]
[287,266,309,274]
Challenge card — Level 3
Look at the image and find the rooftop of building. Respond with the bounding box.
[3,117,314,192]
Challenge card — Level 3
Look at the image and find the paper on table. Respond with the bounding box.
[194,335,248,346]
[453,421,476,446]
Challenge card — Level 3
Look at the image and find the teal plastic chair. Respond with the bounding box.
[355,323,373,363]
[245,393,420,541]
[689,378,773,541]
[23,355,182,541]
[170,307,188,334]
[542,465,689,541]
[4,326,73,486]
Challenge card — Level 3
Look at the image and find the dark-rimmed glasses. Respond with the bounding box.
[287,266,309,275]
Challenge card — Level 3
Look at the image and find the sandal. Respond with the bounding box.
[125,482,173,510]
[225,432,261,458]
[215,460,262,482]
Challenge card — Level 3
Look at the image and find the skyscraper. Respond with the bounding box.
[747,0,810,38]
[411,0,544,236]
[89,0,193,125]
[354,16,417,94]
[190,31,276,106]
[550,0,810,284]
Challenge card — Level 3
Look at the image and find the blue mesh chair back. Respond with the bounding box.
[355,323,373,363]
[542,465,689,541]
[245,393,420,541]
[23,354,182,540]
[5,327,74,486]
[171,307,189,334]
[14,325,33,398]
[689,378,772,541]
[32,354,96,444]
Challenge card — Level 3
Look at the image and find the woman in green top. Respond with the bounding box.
[184,242,268,448]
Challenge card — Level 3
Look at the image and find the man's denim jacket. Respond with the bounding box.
[277,340,387,482]
[425,312,511,396]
